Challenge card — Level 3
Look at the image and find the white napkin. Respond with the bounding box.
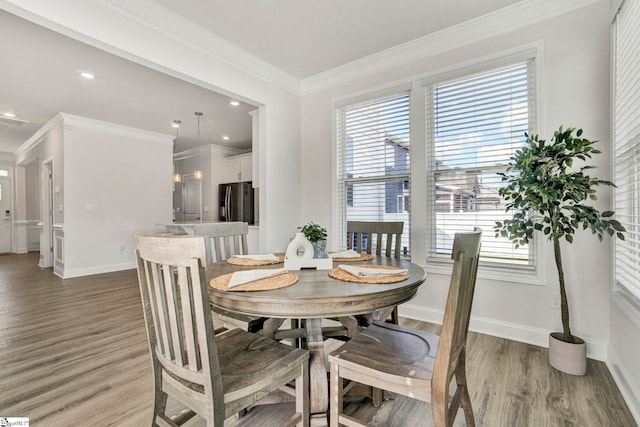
[338,264,408,278]
[233,253,280,261]
[228,268,288,289]
[329,249,362,259]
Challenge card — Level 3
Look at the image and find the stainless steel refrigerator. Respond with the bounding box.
[219,181,255,225]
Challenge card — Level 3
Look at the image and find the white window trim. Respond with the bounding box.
[332,43,547,286]
[418,47,547,286]
[331,83,412,246]
[610,0,640,324]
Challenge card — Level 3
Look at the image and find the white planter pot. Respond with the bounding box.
[548,332,587,376]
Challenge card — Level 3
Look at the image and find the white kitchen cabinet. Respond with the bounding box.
[226,153,252,183]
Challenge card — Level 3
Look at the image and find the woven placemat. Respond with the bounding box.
[328,265,409,284]
[329,253,374,262]
[226,255,285,266]
[210,271,298,292]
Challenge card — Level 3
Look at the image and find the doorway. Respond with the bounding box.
[0,177,11,253]
[173,174,201,222]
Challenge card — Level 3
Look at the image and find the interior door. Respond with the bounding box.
[0,177,12,253]
[183,175,202,221]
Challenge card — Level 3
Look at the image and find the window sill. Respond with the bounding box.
[425,259,545,286]
[612,285,640,329]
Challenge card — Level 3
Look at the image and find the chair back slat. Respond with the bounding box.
[166,265,186,366]
[432,227,482,399]
[193,222,249,264]
[346,221,404,259]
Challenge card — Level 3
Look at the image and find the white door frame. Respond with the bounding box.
[40,158,54,268]
[0,176,12,253]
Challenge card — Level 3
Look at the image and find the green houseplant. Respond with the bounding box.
[495,126,625,375]
[298,222,328,258]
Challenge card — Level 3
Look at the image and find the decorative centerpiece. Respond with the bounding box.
[285,223,332,270]
[298,222,328,258]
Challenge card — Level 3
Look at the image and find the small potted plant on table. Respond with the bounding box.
[299,222,328,259]
[495,126,625,375]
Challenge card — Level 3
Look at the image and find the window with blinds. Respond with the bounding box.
[426,60,536,267]
[613,0,640,303]
[336,92,411,256]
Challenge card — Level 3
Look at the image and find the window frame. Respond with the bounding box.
[333,86,412,257]
[332,47,546,285]
[420,49,546,285]
[611,0,640,323]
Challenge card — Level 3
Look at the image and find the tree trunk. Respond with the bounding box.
[553,237,573,343]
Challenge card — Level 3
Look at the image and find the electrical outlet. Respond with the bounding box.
[551,294,561,309]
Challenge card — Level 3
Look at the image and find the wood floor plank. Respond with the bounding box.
[0,253,636,426]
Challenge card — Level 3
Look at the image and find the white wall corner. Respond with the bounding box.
[607,347,640,425]
[400,302,608,361]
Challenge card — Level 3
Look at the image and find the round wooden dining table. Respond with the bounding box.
[206,256,426,426]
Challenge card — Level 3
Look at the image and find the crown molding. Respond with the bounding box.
[300,0,601,95]
[60,113,174,144]
[14,113,63,162]
[99,0,300,95]
[0,0,300,96]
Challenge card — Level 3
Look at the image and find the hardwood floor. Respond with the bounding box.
[0,253,636,426]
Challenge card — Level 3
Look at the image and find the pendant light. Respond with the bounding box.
[173,119,182,183]
[193,111,203,180]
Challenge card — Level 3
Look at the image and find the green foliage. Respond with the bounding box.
[298,222,328,243]
[495,126,625,246]
[494,126,625,343]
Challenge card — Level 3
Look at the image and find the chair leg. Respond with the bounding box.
[330,362,343,427]
[455,355,475,427]
[151,358,169,425]
[459,385,475,427]
[296,359,310,427]
[372,387,383,407]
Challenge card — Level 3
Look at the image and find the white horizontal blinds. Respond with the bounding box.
[336,92,411,256]
[426,60,535,266]
[613,0,640,301]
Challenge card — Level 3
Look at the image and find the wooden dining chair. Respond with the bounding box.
[135,233,309,427]
[192,222,267,333]
[193,222,249,265]
[328,228,482,427]
[346,220,404,325]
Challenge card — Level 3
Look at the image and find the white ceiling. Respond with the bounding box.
[0,0,525,155]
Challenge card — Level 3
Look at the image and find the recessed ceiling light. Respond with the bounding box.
[2,112,15,118]
[229,100,240,106]
[80,72,95,79]
[222,135,230,140]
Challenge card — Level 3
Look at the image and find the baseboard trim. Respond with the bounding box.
[607,348,640,425]
[400,303,608,361]
[61,261,136,279]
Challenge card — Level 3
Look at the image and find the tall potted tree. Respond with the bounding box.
[495,126,625,375]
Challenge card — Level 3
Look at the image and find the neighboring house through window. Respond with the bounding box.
[335,53,539,279]
[336,92,411,256]
[425,60,536,269]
